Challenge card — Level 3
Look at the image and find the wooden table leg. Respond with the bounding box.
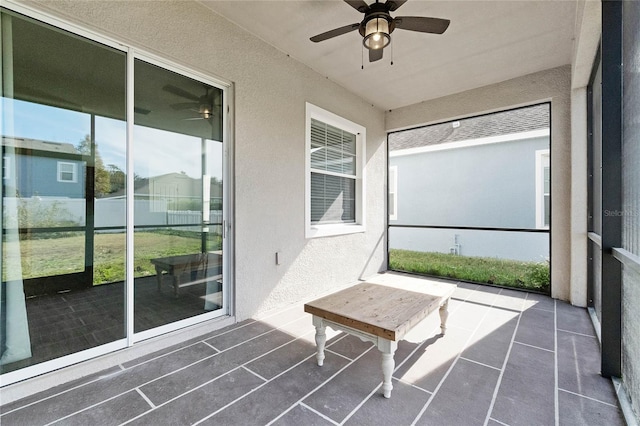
[172,273,180,298]
[312,316,326,366]
[155,265,164,293]
[377,339,398,398]
[439,297,450,335]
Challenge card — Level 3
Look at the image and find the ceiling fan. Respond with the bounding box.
[310,0,450,63]
[163,84,220,121]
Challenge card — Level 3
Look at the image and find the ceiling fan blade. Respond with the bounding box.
[385,0,407,12]
[344,0,369,13]
[394,16,450,34]
[170,102,199,110]
[369,48,384,62]
[310,23,360,42]
[162,84,200,101]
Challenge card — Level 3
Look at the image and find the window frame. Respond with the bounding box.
[388,165,398,221]
[535,149,550,229]
[305,102,366,238]
[57,161,77,183]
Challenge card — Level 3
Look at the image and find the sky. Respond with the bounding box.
[1,98,223,180]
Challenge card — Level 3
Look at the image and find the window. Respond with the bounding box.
[3,156,9,179]
[388,165,397,221]
[57,161,77,183]
[306,103,365,238]
[536,149,550,229]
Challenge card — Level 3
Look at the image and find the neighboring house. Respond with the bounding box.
[388,105,550,262]
[2,137,85,199]
[137,172,222,209]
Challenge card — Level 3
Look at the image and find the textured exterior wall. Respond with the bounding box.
[24,0,387,320]
[622,0,640,418]
[390,137,549,228]
[386,66,573,302]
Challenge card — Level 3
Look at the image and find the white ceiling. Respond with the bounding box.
[199,0,578,111]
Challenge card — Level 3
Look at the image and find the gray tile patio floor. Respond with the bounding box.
[0,273,625,425]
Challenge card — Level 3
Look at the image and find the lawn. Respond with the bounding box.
[3,230,219,285]
[389,249,550,293]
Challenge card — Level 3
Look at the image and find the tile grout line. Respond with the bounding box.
[482,291,530,426]
[556,328,598,338]
[325,348,357,362]
[557,387,620,408]
[210,345,376,426]
[120,328,319,425]
[298,402,341,426]
[489,416,511,426]
[241,366,268,382]
[135,388,156,409]
[43,390,140,426]
[459,356,502,372]
[394,377,433,395]
[339,382,383,425]
[512,340,555,353]
[554,299,559,426]
[263,346,375,426]
[202,341,220,352]
[0,368,128,417]
[410,288,504,426]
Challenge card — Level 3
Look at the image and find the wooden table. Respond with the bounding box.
[304,280,456,398]
[150,252,222,298]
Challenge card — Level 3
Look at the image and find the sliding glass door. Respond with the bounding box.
[1,7,229,382]
[132,59,225,334]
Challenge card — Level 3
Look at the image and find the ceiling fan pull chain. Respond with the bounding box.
[391,40,394,65]
[361,43,365,70]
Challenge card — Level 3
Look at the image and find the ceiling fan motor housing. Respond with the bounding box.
[359,7,395,50]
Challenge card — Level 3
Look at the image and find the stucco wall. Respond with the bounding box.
[23,0,387,320]
[386,66,572,301]
[390,137,549,228]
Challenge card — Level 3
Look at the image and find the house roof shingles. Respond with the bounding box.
[2,137,79,155]
[389,104,550,151]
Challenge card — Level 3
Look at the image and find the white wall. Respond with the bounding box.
[386,66,573,302]
[24,0,387,320]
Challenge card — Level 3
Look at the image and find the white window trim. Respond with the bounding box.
[305,102,366,238]
[57,161,77,183]
[535,149,550,229]
[389,165,398,221]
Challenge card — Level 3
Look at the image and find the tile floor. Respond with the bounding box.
[0,273,624,425]
[2,276,221,375]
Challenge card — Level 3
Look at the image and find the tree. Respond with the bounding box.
[77,135,111,197]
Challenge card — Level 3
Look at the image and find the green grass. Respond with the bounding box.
[389,249,550,292]
[4,230,222,285]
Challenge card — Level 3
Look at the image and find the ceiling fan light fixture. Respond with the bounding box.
[199,104,213,119]
[363,17,390,50]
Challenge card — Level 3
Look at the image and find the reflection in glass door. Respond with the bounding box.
[133,59,225,334]
[1,9,127,375]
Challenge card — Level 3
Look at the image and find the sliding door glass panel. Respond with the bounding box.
[133,59,223,333]
[1,10,126,374]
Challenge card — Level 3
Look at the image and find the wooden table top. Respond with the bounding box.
[304,282,450,341]
[150,252,221,269]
